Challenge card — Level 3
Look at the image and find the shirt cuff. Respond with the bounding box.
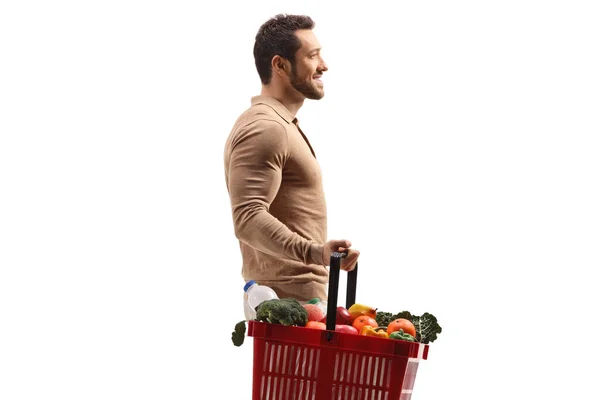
[310,243,325,266]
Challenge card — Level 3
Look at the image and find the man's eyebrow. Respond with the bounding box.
[307,47,322,54]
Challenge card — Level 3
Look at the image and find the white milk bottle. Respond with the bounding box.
[243,280,279,320]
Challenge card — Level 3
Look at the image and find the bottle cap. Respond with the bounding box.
[243,280,256,292]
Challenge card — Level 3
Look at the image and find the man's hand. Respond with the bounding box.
[322,239,360,271]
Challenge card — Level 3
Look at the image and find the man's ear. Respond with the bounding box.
[271,55,290,76]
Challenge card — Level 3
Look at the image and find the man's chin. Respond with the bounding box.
[291,82,325,100]
[306,89,325,100]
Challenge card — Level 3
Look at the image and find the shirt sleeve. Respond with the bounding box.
[226,118,325,266]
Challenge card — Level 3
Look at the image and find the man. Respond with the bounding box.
[223,14,359,302]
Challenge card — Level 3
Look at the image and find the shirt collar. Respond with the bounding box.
[251,95,296,124]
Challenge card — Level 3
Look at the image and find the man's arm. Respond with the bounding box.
[226,118,325,266]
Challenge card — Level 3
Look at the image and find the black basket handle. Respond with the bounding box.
[325,252,358,331]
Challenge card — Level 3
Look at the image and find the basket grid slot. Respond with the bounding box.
[272,376,278,399]
[352,353,360,385]
[314,348,321,378]
[307,348,314,378]
[281,345,289,375]
[366,356,373,386]
[333,352,339,381]
[302,348,309,378]
[339,352,347,382]
[283,377,293,400]
[274,344,281,373]
[276,375,286,399]
[262,342,269,373]
[263,376,270,399]
[371,357,379,387]
[359,356,366,385]
[345,353,354,383]
[269,344,276,372]
[309,380,317,400]
[294,347,300,376]
[383,358,391,389]
[287,345,296,375]
[382,358,390,390]
[291,379,298,399]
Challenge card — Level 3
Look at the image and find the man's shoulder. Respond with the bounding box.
[229,104,288,138]
[225,107,289,154]
[235,103,285,128]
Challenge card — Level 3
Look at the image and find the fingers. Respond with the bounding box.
[332,239,351,249]
[323,239,359,269]
[341,248,360,271]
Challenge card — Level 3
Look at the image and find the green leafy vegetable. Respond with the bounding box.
[411,312,442,344]
[231,320,246,347]
[376,310,442,344]
[375,311,410,328]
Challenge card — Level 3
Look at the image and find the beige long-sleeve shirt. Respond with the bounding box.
[223,95,328,301]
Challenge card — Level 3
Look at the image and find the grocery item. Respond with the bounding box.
[348,303,377,321]
[243,280,278,320]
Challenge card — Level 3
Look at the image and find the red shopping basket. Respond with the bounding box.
[247,252,429,400]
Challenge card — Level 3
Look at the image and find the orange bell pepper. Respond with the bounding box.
[360,325,389,338]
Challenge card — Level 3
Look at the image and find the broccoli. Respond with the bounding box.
[255,298,308,326]
[231,320,246,347]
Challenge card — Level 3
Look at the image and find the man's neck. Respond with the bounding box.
[260,86,304,116]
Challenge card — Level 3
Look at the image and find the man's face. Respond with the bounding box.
[288,29,328,100]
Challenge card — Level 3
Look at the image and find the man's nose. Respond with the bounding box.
[319,55,328,71]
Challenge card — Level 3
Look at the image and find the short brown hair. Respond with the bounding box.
[253,14,315,85]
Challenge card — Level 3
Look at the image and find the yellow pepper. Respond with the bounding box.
[360,325,389,338]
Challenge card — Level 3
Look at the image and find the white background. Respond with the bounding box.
[1,1,599,399]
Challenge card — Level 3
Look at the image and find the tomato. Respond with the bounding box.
[305,321,326,330]
[351,316,378,333]
[386,318,416,337]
